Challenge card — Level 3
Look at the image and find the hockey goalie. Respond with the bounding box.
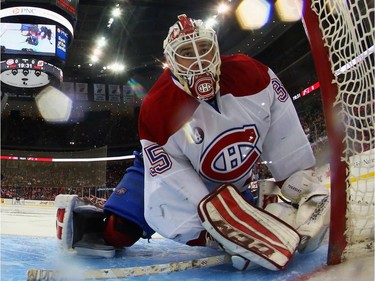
[54,150,329,271]
[55,13,331,270]
[137,14,331,271]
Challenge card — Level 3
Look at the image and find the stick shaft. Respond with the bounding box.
[27,254,231,280]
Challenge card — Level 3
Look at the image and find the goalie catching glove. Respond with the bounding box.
[198,183,301,271]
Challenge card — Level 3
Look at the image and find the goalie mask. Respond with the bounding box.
[163,14,221,101]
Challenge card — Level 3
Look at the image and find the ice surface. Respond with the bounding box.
[0,204,373,281]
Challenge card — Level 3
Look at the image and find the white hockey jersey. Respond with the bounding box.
[139,54,315,244]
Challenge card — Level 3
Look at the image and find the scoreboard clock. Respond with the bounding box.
[0,58,63,88]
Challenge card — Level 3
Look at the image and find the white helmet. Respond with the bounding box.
[163,14,221,101]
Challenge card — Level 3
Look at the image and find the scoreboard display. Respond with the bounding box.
[0,1,76,89]
[1,58,63,88]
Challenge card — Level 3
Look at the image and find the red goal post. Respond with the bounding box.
[302,0,374,265]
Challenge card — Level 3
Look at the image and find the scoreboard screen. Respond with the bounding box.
[1,23,57,57]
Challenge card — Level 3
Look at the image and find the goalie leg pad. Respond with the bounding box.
[295,195,330,254]
[55,194,82,248]
[264,197,330,254]
[281,170,330,254]
[55,194,116,258]
[264,202,297,228]
[198,184,300,271]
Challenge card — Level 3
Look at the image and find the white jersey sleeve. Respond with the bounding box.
[260,69,315,180]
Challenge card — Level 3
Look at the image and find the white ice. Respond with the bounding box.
[1,203,374,281]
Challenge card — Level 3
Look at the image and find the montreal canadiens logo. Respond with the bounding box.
[195,77,213,97]
[200,125,261,182]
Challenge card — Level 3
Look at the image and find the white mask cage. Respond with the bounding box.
[163,15,221,81]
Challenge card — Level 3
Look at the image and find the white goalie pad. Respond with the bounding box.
[55,194,115,258]
[55,194,82,249]
[198,184,300,271]
[295,195,330,253]
[280,170,331,254]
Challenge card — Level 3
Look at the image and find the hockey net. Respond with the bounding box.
[302,0,374,264]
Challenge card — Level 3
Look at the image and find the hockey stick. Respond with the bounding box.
[27,254,231,280]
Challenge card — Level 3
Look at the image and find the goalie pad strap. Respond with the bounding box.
[198,184,300,270]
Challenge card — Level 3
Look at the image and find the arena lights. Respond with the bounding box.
[108,4,121,28]
[203,3,231,28]
[111,5,121,18]
[96,37,107,48]
[89,36,126,73]
[236,0,271,30]
[107,62,126,72]
[275,0,303,22]
[89,37,107,63]
[217,3,230,14]
[205,17,218,28]
[90,55,99,63]
[91,2,235,72]
[90,4,120,65]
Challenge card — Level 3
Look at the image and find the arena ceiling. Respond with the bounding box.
[64,0,315,91]
[1,0,321,154]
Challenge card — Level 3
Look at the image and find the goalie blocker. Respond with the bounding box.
[198,183,301,271]
[198,169,330,271]
[55,151,155,258]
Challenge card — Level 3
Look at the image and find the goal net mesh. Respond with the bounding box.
[308,0,374,261]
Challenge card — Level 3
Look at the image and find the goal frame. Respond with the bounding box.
[302,0,374,265]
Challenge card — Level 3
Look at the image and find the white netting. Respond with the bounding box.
[310,0,374,259]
